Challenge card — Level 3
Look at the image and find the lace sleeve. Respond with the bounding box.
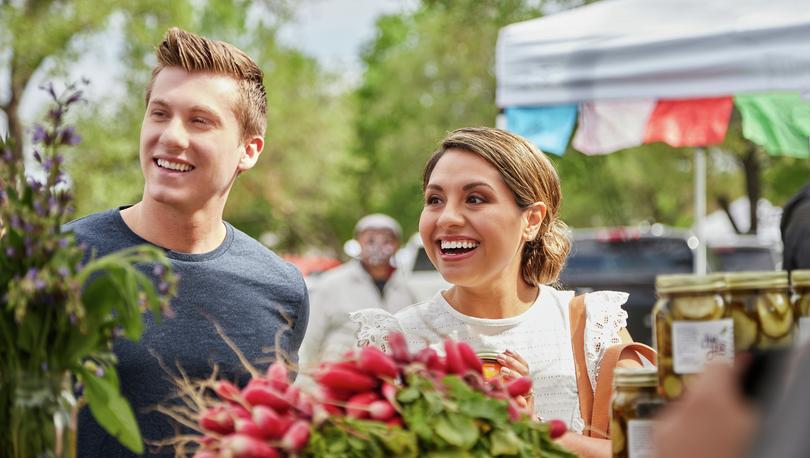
[349,308,405,354]
[584,291,629,390]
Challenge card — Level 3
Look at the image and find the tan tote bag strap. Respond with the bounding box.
[568,294,594,435]
[590,342,657,439]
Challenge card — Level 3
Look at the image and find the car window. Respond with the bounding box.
[413,248,438,271]
[711,247,775,272]
[565,238,693,274]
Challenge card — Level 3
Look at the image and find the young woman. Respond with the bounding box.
[352,127,639,457]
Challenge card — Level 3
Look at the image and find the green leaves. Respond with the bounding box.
[77,365,143,454]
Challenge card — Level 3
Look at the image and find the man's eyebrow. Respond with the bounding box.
[148,99,221,116]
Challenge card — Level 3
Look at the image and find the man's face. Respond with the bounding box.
[357,229,399,267]
[139,67,262,211]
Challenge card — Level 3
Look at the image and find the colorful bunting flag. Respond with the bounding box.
[643,97,733,147]
[572,99,656,155]
[505,105,577,156]
[735,92,810,158]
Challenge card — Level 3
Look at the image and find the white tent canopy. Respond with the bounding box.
[495,0,810,274]
[497,0,810,107]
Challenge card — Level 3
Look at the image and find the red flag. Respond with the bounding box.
[643,97,733,147]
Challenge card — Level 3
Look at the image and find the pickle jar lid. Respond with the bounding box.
[476,351,500,361]
[792,270,810,287]
[724,271,788,290]
[614,367,658,387]
[656,273,724,294]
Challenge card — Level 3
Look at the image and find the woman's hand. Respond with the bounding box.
[497,349,534,413]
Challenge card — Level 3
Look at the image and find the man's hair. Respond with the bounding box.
[144,27,267,140]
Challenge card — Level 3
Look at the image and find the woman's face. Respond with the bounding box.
[419,149,540,289]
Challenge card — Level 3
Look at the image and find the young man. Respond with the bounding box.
[66,28,309,456]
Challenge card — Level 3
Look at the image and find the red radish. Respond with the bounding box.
[200,406,235,435]
[285,385,301,405]
[507,376,533,397]
[320,386,353,403]
[316,367,377,392]
[227,405,251,420]
[252,405,289,439]
[297,396,314,417]
[381,382,398,405]
[368,400,396,420]
[281,420,311,452]
[266,361,290,391]
[457,341,483,374]
[215,380,242,404]
[507,399,522,421]
[243,381,292,412]
[415,348,444,372]
[548,419,567,439]
[220,433,279,458]
[358,346,398,378]
[234,418,263,439]
[444,339,466,375]
[387,332,411,363]
[386,417,404,428]
[193,450,217,458]
[346,392,380,418]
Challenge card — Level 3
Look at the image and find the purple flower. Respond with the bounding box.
[5,247,15,257]
[59,126,81,146]
[69,313,77,324]
[158,281,169,294]
[152,264,165,276]
[32,126,47,144]
[58,266,70,278]
[25,268,38,280]
[32,149,43,163]
[42,157,54,172]
[33,201,45,216]
[66,90,83,105]
[95,367,105,378]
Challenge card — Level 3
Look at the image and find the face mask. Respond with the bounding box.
[360,240,395,267]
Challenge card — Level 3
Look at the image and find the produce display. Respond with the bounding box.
[168,334,573,458]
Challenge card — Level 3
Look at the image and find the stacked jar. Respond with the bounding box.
[792,270,810,345]
[724,271,793,351]
[611,367,665,458]
[653,274,731,400]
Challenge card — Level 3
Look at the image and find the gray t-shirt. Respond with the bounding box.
[66,208,309,457]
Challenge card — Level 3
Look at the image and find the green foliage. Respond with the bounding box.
[305,370,575,458]
[0,84,177,455]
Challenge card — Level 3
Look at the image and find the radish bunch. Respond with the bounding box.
[186,334,570,457]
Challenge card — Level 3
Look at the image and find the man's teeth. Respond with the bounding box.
[156,159,193,172]
[440,240,479,250]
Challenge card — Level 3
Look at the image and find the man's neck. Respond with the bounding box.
[120,200,227,254]
[362,262,394,282]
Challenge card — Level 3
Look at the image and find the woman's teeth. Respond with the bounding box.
[440,240,479,254]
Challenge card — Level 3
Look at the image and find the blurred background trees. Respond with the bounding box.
[2,0,808,256]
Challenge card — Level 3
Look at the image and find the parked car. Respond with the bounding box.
[559,226,696,345]
[708,236,781,272]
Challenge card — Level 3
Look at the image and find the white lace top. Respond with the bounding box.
[350,285,629,434]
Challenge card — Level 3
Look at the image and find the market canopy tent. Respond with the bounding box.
[496,0,810,273]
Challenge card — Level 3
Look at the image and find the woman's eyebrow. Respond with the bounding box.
[463,182,494,191]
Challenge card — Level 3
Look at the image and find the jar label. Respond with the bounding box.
[672,319,734,374]
[799,317,810,346]
[627,419,655,458]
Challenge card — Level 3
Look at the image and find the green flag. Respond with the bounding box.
[735,92,810,158]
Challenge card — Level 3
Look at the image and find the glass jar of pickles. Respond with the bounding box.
[653,274,732,400]
[611,367,665,458]
[724,271,793,351]
[476,351,503,380]
[791,270,810,345]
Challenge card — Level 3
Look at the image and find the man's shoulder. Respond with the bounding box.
[63,209,118,233]
[227,225,306,284]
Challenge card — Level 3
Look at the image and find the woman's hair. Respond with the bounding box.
[422,127,571,286]
[144,27,267,141]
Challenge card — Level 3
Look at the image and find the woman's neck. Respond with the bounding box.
[443,280,539,319]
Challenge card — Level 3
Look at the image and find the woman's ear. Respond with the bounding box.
[524,202,547,241]
[238,136,264,172]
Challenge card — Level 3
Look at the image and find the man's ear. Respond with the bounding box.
[523,202,547,241]
[238,136,264,172]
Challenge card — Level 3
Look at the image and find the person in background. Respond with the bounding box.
[297,214,415,384]
[65,28,309,456]
[781,179,810,270]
